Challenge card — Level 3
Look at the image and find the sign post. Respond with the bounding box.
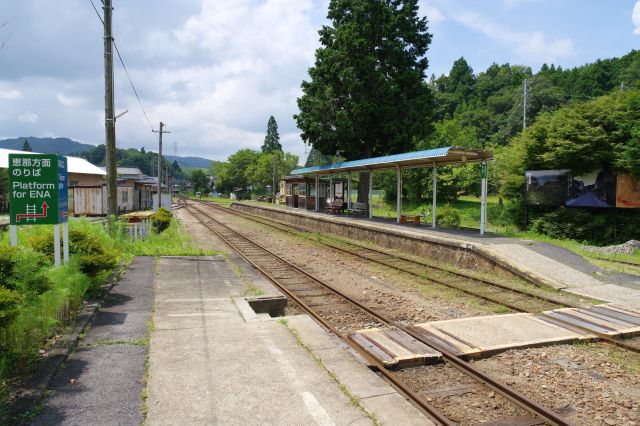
[8,154,69,265]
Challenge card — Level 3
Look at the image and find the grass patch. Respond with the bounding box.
[242,281,264,297]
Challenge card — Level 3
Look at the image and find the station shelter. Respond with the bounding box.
[281,175,346,211]
[290,146,494,234]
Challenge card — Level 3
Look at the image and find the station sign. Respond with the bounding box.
[9,154,68,225]
[480,163,488,179]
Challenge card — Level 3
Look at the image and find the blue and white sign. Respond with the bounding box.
[57,156,69,223]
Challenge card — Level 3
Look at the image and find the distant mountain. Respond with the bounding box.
[164,155,212,169]
[0,137,214,169]
[0,137,94,155]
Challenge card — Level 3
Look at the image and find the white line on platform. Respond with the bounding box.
[301,391,335,426]
[166,313,230,317]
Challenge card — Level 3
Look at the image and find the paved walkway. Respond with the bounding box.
[146,256,430,426]
[33,257,154,426]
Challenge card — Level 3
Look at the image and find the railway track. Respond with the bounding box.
[189,199,640,355]
[194,199,571,313]
[182,199,571,426]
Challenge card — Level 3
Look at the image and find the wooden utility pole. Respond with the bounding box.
[103,0,117,220]
[153,122,170,210]
[522,78,528,132]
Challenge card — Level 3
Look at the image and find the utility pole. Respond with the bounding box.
[522,79,528,132]
[103,0,117,222]
[272,153,276,202]
[152,122,170,211]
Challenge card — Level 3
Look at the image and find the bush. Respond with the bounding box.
[530,208,640,245]
[0,287,22,329]
[437,204,461,228]
[27,227,118,278]
[151,208,172,233]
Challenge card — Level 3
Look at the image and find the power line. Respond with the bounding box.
[88,0,155,132]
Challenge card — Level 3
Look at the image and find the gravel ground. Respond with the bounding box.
[583,240,640,256]
[178,203,640,426]
[476,343,640,425]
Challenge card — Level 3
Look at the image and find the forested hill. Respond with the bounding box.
[0,137,213,171]
[0,137,94,154]
[428,49,640,149]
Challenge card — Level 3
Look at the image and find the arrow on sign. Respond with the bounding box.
[15,202,49,223]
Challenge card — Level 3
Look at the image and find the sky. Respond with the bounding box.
[0,0,639,164]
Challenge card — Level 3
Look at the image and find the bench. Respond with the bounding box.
[325,199,344,214]
[400,214,421,225]
[347,202,368,216]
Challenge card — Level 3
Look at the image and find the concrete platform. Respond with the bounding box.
[232,202,640,310]
[146,256,433,425]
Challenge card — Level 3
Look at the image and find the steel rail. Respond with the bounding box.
[184,204,454,425]
[197,200,571,312]
[189,199,640,356]
[185,201,570,426]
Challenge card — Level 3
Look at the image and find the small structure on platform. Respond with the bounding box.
[121,211,155,239]
[290,146,493,234]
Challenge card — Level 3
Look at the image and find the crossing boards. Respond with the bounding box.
[9,153,69,225]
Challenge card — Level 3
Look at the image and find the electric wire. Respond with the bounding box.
[88,0,155,132]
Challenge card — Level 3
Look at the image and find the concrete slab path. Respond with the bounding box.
[146,256,431,426]
[32,256,154,426]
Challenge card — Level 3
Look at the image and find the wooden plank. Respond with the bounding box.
[591,306,640,326]
[385,327,441,357]
[348,333,397,368]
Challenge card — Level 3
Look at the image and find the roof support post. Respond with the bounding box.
[369,171,373,219]
[432,164,437,228]
[347,173,351,209]
[315,174,319,212]
[329,176,333,203]
[480,161,488,235]
[396,166,402,224]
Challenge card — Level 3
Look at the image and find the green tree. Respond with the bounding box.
[190,169,210,194]
[214,149,261,194]
[246,151,300,196]
[295,0,433,200]
[261,116,282,153]
[22,139,32,152]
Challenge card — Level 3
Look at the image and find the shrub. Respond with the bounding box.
[530,208,640,245]
[79,252,118,277]
[437,204,461,228]
[0,287,22,329]
[151,208,172,233]
[27,227,118,278]
[0,246,17,284]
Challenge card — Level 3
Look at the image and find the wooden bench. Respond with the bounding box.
[325,199,344,214]
[347,202,368,216]
[400,214,421,225]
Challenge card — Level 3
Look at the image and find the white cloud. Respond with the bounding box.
[0,89,21,100]
[56,92,88,108]
[18,112,38,124]
[455,12,574,63]
[633,1,640,35]
[419,1,445,24]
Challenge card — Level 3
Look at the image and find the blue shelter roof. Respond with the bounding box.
[291,146,492,175]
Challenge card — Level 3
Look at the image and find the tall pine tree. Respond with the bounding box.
[294,0,433,200]
[22,139,32,152]
[261,116,282,153]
